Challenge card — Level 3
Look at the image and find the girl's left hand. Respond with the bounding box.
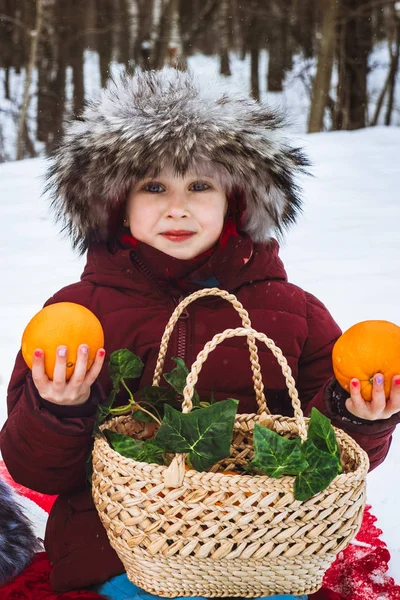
[346,374,400,420]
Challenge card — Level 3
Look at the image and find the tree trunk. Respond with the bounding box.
[181,0,218,53]
[46,2,68,153]
[69,0,85,117]
[179,0,194,55]
[248,0,262,101]
[167,0,186,69]
[219,0,231,76]
[250,46,260,101]
[371,67,390,126]
[152,0,178,70]
[97,0,114,88]
[85,0,97,49]
[16,0,44,160]
[133,0,154,69]
[116,0,131,68]
[37,25,52,144]
[4,66,10,99]
[335,0,373,130]
[308,0,338,133]
[0,0,14,100]
[237,1,249,60]
[229,0,242,54]
[293,0,316,59]
[267,3,288,93]
[384,18,400,125]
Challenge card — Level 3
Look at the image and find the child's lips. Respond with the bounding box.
[160,230,196,242]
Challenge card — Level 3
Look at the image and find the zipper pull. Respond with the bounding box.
[177,295,189,319]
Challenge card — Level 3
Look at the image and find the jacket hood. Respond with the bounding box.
[46,68,309,253]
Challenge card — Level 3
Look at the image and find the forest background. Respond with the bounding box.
[0,0,400,162]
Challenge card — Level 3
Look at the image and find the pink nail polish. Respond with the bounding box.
[395,378,400,386]
[98,349,105,358]
[34,350,42,358]
[351,380,358,388]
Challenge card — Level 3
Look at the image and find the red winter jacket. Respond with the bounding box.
[1,235,397,592]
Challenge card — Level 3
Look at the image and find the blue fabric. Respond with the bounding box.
[93,573,307,600]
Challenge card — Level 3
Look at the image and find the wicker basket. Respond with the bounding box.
[92,288,369,598]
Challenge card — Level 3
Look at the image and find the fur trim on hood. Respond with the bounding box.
[45,68,309,253]
[0,477,41,584]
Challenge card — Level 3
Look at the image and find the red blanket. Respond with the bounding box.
[1,462,399,600]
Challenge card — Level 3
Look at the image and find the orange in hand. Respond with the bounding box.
[21,302,104,380]
[332,320,400,401]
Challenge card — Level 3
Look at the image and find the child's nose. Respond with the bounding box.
[165,193,189,217]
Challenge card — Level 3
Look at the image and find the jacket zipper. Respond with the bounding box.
[176,295,189,360]
[130,252,189,362]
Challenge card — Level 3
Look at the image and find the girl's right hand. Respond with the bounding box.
[31,344,106,406]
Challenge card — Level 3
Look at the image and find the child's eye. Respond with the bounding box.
[143,182,164,193]
[190,182,211,192]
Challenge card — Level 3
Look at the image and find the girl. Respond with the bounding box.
[1,68,399,600]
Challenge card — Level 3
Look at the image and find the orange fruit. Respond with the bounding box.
[21,302,104,380]
[332,320,400,401]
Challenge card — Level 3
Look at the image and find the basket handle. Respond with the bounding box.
[152,287,269,415]
[163,327,306,488]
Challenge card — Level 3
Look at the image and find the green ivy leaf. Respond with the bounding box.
[104,430,165,465]
[153,398,239,471]
[133,386,181,422]
[93,385,121,436]
[294,439,341,501]
[109,349,144,390]
[250,424,308,477]
[307,407,342,469]
[163,357,200,407]
[93,402,113,436]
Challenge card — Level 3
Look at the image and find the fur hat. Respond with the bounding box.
[0,477,41,584]
[45,68,309,253]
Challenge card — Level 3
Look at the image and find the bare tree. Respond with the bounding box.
[248,0,262,101]
[219,0,231,76]
[69,0,86,117]
[181,0,219,54]
[371,3,400,126]
[152,0,179,70]
[133,0,155,69]
[384,5,400,125]
[308,0,339,133]
[293,0,316,59]
[237,1,250,60]
[266,1,291,93]
[116,0,132,69]
[334,0,373,130]
[37,1,55,144]
[0,0,16,100]
[97,0,114,87]
[16,0,44,160]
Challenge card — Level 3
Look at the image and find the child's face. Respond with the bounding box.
[125,169,228,259]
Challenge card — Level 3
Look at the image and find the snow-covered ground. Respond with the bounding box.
[0,129,400,580]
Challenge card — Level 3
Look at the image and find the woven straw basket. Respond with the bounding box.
[92,288,369,598]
